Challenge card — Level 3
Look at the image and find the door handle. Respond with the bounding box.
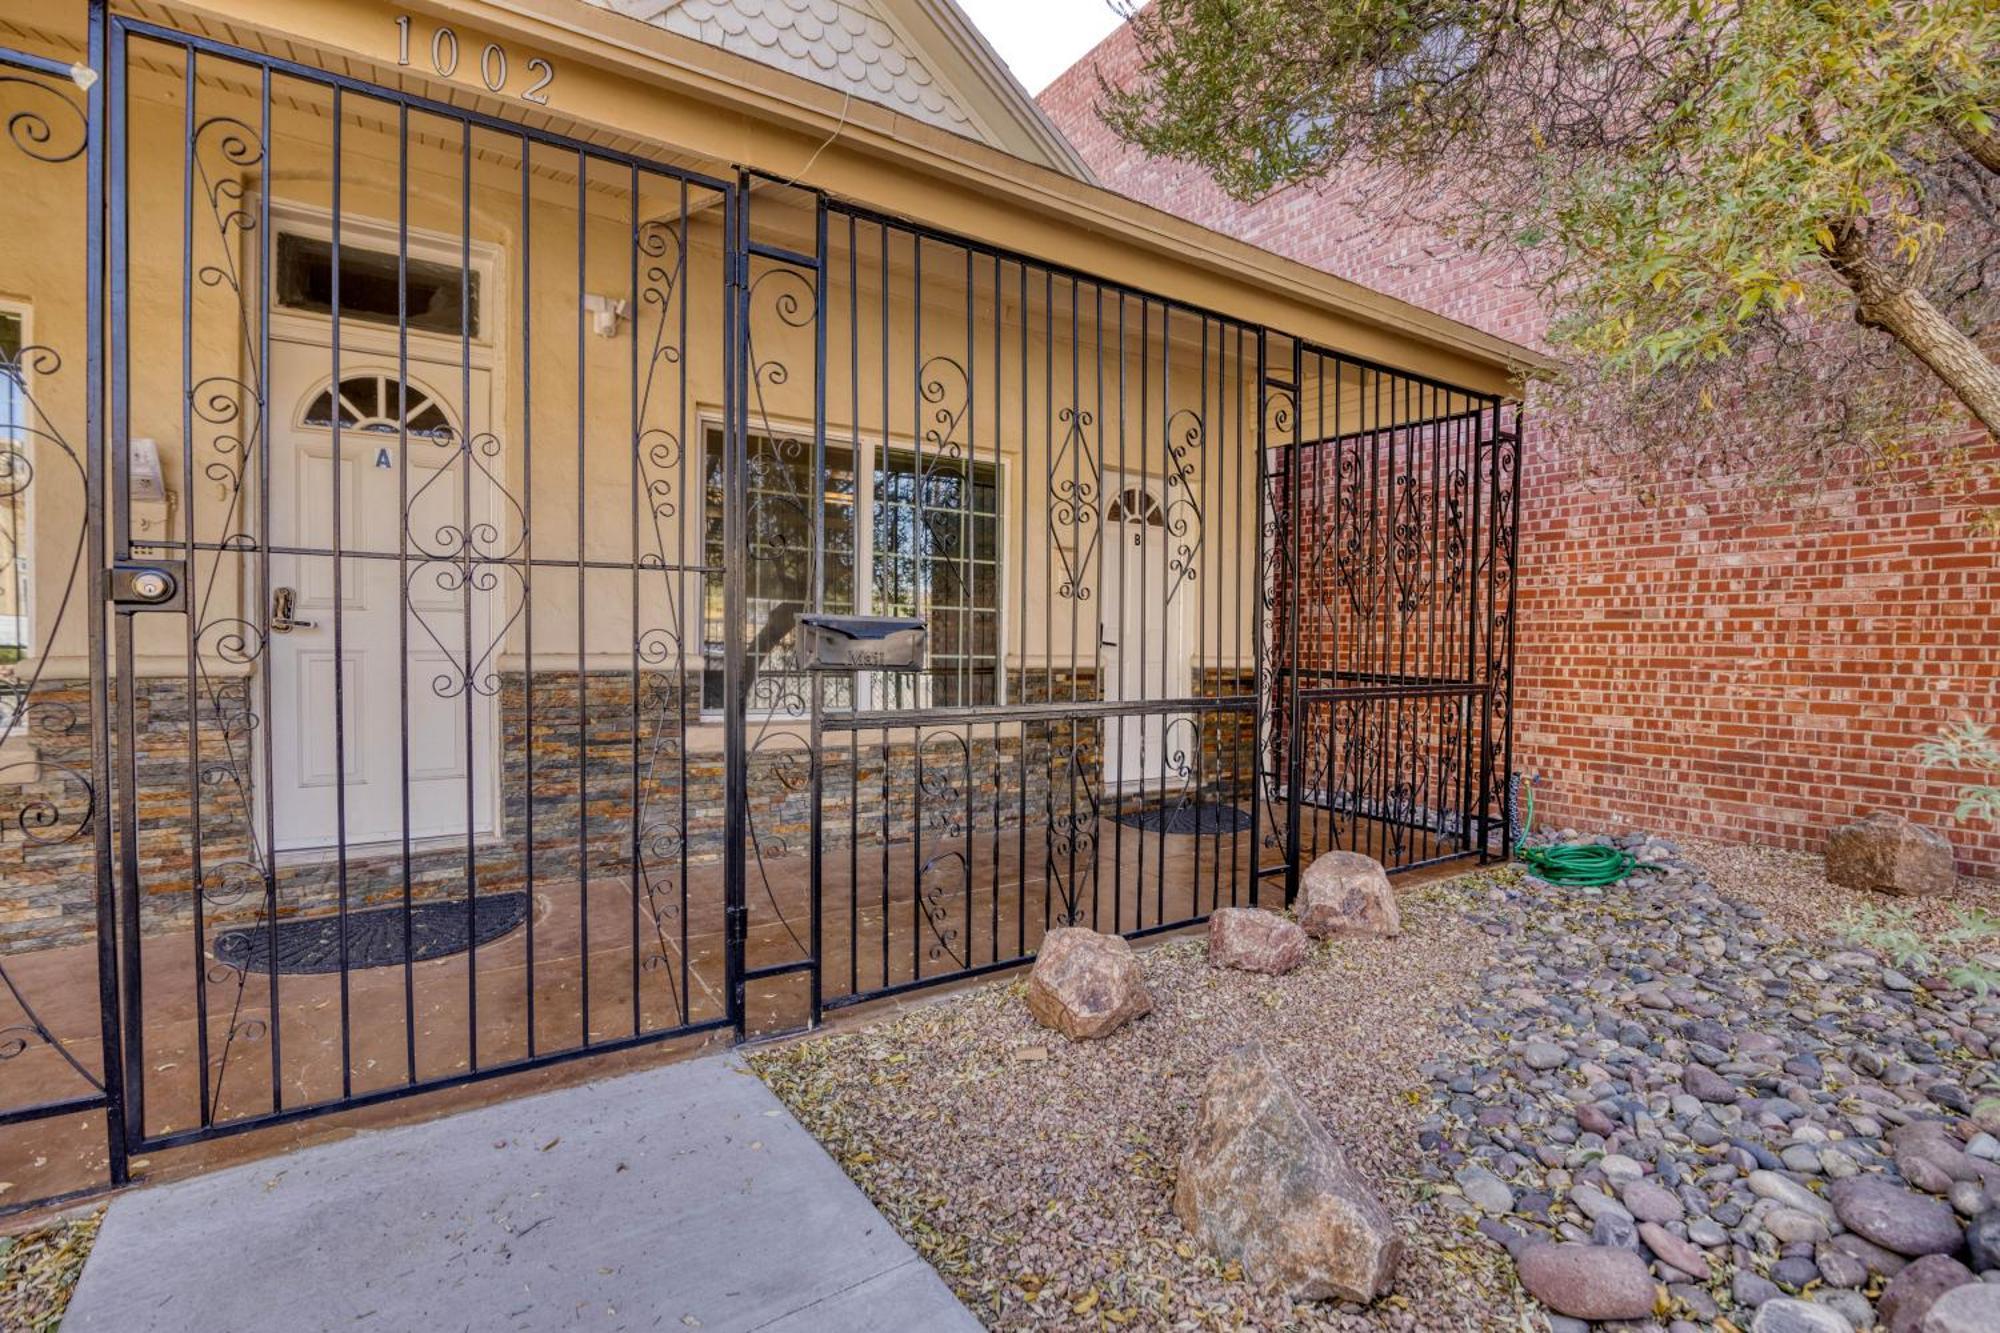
[271,586,317,633]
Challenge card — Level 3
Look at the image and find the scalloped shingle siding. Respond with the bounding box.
[597,0,974,132]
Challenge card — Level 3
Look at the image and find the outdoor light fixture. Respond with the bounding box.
[582,293,629,337]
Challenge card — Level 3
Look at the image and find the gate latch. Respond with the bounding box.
[108,560,186,614]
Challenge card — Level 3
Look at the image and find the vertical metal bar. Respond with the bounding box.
[1248,330,1265,901]
[1332,358,1345,861]
[1110,291,1124,932]
[721,177,748,1033]
[1432,384,1448,856]
[396,102,415,1085]
[1282,339,1303,904]
[1466,391,1487,859]
[1192,316,1208,912]
[1499,404,1522,859]
[519,133,537,1056]
[847,211,859,998]
[1151,301,1165,927]
[1135,298,1148,923]
[809,193,827,1023]
[1069,279,1083,926]
[629,164,643,1037]
[878,221,890,988]
[1228,324,1242,905]
[1475,399,1497,861]
[962,243,975,955]
[1015,260,1027,957]
[178,44,211,1125]
[1085,281,1098,932]
[1048,266,1064,716]
[576,151,592,1042]
[458,117,478,1069]
[85,0,131,1185]
[910,230,924,983]
[255,61,281,1113]
[677,181,691,1026]
[330,86,352,1099]
[987,250,1001,960]
[110,4,146,1144]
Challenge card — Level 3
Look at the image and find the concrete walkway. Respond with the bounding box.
[64,1054,979,1332]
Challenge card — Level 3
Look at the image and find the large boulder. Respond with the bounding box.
[1513,1242,1659,1321]
[1207,907,1308,975]
[1024,928,1152,1040]
[1296,851,1401,940]
[1825,812,1957,897]
[1174,1043,1402,1303]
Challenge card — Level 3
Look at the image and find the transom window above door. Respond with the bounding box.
[300,373,454,439]
[275,232,479,338]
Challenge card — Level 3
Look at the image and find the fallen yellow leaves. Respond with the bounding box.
[0,1209,102,1333]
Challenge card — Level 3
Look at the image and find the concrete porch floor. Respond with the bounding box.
[60,1050,980,1332]
[1,808,1466,1211]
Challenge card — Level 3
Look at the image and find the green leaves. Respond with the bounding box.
[1108,0,2000,455]
[1918,721,2000,826]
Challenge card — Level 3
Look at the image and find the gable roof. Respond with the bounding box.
[590,0,1093,179]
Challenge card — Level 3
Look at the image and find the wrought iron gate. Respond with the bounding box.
[0,5,1516,1215]
[727,181,1520,1024]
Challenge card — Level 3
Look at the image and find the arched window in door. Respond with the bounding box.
[300,373,454,439]
[1106,485,1165,527]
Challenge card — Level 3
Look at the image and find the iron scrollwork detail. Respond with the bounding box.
[1042,729,1101,928]
[0,63,101,1109]
[0,71,87,165]
[1049,407,1101,603]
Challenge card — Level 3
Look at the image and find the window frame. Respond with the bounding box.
[698,413,1010,720]
[0,300,35,660]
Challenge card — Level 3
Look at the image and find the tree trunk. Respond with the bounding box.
[1826,224,2000,440]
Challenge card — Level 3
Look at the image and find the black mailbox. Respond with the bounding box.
[797,614,927,671]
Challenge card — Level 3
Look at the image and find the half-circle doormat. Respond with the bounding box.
[212,891,530,976]
[1113,803,1254,836]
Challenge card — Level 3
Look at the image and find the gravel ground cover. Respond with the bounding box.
[755,837,2000,1332]
[752,874,1531,1331]
[0,1211,100,1332]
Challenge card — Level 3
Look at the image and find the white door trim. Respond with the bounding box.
[1100,471,1191,795]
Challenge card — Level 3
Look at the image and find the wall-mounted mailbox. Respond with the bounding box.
[797,614,927,671]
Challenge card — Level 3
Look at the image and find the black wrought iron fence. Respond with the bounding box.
[0,3,1516,1216]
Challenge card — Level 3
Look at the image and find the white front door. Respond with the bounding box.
[266,341,501,851]
[1100,478,1190,793]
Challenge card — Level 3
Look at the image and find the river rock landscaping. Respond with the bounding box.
[753,834,2000,1331]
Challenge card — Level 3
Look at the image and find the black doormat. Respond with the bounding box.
[1113,803,1255,836]
[212,891,530,976]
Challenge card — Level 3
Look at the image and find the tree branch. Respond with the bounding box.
[1826,223,2000,438]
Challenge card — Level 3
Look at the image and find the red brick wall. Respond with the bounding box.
[1042,28,2000,874]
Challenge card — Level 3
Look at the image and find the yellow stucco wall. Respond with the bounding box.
[4,2,1513,695]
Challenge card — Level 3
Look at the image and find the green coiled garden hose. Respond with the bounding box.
[1514,783,1637,886]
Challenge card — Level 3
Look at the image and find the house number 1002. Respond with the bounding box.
[394,16,554,105]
